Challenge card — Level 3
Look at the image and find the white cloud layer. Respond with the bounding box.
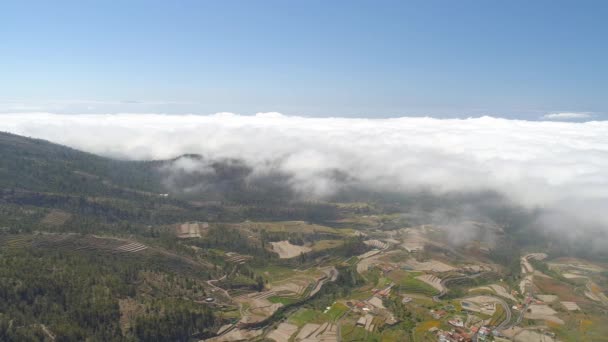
[1,112,608,229]
[541,112,592,120]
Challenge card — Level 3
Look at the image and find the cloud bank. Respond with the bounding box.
[1,112,608,231]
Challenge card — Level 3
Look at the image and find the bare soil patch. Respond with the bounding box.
[176,221,208,238]
[270,241,312,259]
[403,258,455,272]
[534,276,587,302]
[40,210,72,226]
[524,304,564,324]
[267,322,298,342]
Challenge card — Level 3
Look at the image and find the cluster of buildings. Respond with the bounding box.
[433,326,471,342]
[346,285,398,333]
[417,301,498,342]
[432,325,493,342]
[371,284,393,298]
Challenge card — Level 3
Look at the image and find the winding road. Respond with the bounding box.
[432,271,513,334]
[432,271,492,302]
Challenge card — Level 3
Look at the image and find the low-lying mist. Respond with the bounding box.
[2,112,608,252]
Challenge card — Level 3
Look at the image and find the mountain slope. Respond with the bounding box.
[0,131,165,196]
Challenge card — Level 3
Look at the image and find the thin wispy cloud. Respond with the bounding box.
[0,100,196,113]
[541,112,593,120]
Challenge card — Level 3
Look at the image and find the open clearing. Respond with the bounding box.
[267,322,298,342]
[235,221,346,235]
[400,227,428,252]
[176,221,208,238]
[562,273,588,279]
[460,295,500,315]
[205,328,263,341]
[560,301,580,311]
[548,258,605,273]
[270,240,312,259]
[234,291,283,324]
[416,274,444,292]
[403,258,455,272]
[513,329,558,342]
[294,322,338,342]
[534,276,587,302]
[536,294,558,303]
[356,250,385,273]
[40,210,72,226]
[524,304,564,324]
[481,284,517,301]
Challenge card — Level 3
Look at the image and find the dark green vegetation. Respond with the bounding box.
[0,243,219,341]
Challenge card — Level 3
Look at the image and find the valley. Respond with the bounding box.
[1,132,607,341]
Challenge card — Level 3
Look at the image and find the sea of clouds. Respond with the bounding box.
[2,112,608,232]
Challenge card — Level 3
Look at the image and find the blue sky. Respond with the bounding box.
[1,0,607,119]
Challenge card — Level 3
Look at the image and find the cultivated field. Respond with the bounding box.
[403,258,455,272]
[524,304,564,324]
[267,322,298,342]
[175,221,208,238]
[40,210,72,226]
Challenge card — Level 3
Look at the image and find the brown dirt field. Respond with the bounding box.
[534,277,587,303]
[267,322,298,341]
[403,258,455,272]
[296,323,321,340]
[523,304,564,325]
[205,328,263,341]
[40,210,72,226]
[513,329,558,342]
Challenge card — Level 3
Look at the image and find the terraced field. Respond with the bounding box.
[388,270,440,296]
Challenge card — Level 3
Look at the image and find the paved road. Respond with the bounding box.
[432,271,492,302]
[501,253,539,330]
[207,273,231,298]
[495,297,513,330]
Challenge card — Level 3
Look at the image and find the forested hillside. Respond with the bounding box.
[0,132,165,196]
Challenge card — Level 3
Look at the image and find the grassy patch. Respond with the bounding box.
[241,221,343,235]
[288,308,326,327]
[380,329,410,342]
[268,296,299,305]
[377,276,392,287]
[341,323,381,341]
[390,271,439,296]
[326,302,349,321]
[228,274,257,286]
[350,286,374,300]
[255,265,297,282]
[414,320,440,342]
[312,239,344,251]
[468,287,495,296]
[488,304,506,327]
[552,313,608,342]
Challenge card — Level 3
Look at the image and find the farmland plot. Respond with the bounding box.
[40,210,72,226]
